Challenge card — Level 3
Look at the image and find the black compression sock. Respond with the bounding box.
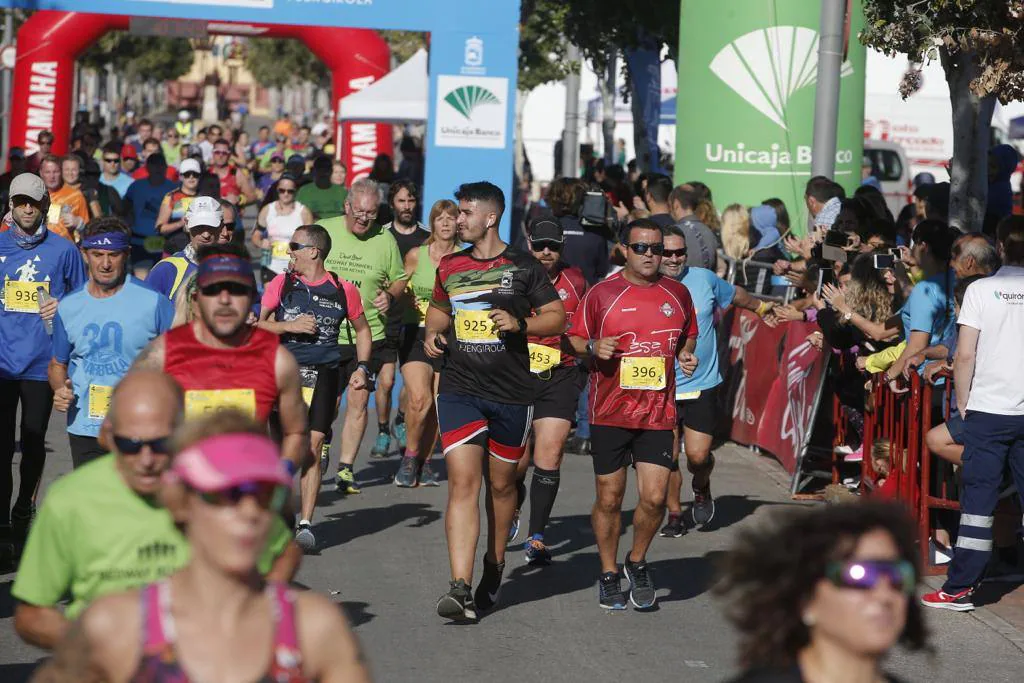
[395,411,406,426]
[378,422,389,434]
[528,468,561,538]
[516,478,528,510]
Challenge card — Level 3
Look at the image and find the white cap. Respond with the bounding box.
[311,122,329,138]
[180,158,202,176]
[178,109,191,121]
[185,196,224,230]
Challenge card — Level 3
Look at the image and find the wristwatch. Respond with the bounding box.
[842,310,853,322]
[356,361,377,389]
[517,318,527,334]
[586,340,596,356]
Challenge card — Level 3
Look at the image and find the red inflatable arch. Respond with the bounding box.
[10,10,392,184]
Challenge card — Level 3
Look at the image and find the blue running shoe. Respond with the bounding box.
[507,509,521,544]
[370,431,391,459]
[524,535,552,565]
[393,421,407,450]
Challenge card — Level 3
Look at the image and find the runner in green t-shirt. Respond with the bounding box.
[11,371,298,650]
[320,178,408,494]
[296,155,348,220]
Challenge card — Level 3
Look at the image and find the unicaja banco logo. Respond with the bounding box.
[710,26,853,130]
[444,85,500,120]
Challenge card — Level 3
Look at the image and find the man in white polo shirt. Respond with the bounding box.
[922,215,1024,612]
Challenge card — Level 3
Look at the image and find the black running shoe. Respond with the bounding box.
[473,556,505,612]
[437,579,477,621]
[691,485,715,528]
[598,571,626,610]
[659,514,686,538]
[623,554,656,609]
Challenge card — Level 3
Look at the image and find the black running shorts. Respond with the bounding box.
[532,364,584,423]
[675,385,719,435]
[589,425,674,476]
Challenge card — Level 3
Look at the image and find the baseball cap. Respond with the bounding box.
[270,153,285,163]
[172,433,291,492]
[121,144,138,160]
[9,173,47,202]
[180,158,202,176]
[185,195,224,230]
[528,215,563,242]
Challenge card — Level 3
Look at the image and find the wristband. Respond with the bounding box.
[283,460,297,477]
[755,301,770,317]
[517,318,527,334]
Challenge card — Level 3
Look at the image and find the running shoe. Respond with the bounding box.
[598,571,626,610]
[921,587,975,612]
[524,535,552,565]
[335,467,361,494]
[623,554,657,609]
[436,579,477,622]
[295,521,316,553]
[370,432,391,459]
[659,514,686,538]
[473,556,505,612]
[691,485,715,528]
[419,458,441,486]
[394,456,419,488]
[507,509,521,543]
[393,421,407,450]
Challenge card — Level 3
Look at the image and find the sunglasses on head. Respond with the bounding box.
[530,239,562,253]
[114,434,171,455]
[195,481,288,511]
[199,281,252,297]
[662,247,687,258]
[628,242,664,256]
[182,171,200,179]
[825,559,915,595]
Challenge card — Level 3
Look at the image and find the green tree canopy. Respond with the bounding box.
[79,35,194,82]
[244,38,329,89]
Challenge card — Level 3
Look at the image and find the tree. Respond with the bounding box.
[861,1,1024,231]
[245,38,330,89]
[79,35,194,82]
[380,30,427,64]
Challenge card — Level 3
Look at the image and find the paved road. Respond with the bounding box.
[2,408,1023,681]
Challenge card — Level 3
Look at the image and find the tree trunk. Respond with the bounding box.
[942,46,996,232]
[513,88,528,180]
[600,54,617,164]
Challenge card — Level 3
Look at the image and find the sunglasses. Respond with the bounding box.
[271,159,285,164]
[825,559,915,595]
[182,171,201,179]
[530,239,563,253]
[289,241,315,252]
[199,281,252,297]
[103,157,120,163]
[277,188,295,195]
[628,242,664,256]
[114,434,171,455]
[662,248,688,258]
[213,150,230,156]
[195,481,288,511]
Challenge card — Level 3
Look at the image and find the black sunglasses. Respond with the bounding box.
[114,434,171,455]
[103,157,120,163]
[628,242,664,256]
[199,282,252,297]
[195,482,287,511]
[277,188,296,195]
[530,239,563,253]
[182,171,200,179]
[289,241,316,252]
[213,150,230,155]
[662,248,687,258]
[825,559,915,596]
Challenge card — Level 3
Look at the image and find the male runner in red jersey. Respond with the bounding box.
[131,242,307,476]
[568,218,698,611]
[512,215,587,565]
[424,182,565,622]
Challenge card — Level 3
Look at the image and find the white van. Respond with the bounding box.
[863,139,911,219]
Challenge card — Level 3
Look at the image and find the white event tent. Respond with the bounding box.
[338,48,429,123]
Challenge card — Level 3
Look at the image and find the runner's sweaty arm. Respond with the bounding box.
[488,299,565,337]
[423,303,451,358]
[275,345,309,470]
[350,313,373,386]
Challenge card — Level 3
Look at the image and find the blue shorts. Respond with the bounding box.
[946,412,965,446]
[436,393,532,463]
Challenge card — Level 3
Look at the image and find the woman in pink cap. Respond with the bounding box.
[40,431,371,683]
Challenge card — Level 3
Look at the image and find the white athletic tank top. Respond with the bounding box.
[265,201,307,274]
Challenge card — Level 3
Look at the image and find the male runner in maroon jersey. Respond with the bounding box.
[513,215,587,565]
[424,182,565,622]
[569,218,698,611]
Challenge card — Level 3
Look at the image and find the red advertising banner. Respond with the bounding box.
[721,310,828,475]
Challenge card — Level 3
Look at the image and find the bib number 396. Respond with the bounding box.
[619,357,666,391]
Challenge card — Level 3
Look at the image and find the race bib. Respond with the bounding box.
[271,241,291,260]
[416,299,430,327]
[619,357,666,391]
[46,204,62,225]
[454,308,499,344]
[4,281,47,313]
[184,389,256,419]
[529,343,560,374]
[676,390,701,401]
[88,385,113,420]
[143,235,166,254]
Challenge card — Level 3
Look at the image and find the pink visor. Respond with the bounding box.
[172,433,291,492]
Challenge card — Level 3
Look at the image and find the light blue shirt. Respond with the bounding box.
[900,271,956,376]
[99,172,134,199]
[674,266,736,396]
[52,277,174,436]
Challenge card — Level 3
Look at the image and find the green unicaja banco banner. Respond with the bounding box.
[676,0,866,235]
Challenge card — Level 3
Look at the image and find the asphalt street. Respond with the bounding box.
[1,407,1023,682]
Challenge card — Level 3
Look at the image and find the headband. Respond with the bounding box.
[81,232,131,251]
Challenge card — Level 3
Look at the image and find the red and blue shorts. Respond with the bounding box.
[436,393,533,463]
